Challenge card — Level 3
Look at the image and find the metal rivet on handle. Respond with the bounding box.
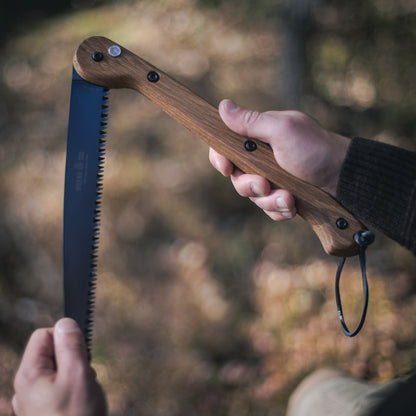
[108,45,122,57]
[336,218,349,230]
[244,140,257,152]
[147,71,160,83]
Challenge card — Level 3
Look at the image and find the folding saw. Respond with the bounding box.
[64,36,373,357]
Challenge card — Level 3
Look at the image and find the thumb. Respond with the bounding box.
[54,318,88,376]
[218,99,275,143]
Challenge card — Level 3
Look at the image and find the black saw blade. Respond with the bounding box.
[63,67,109,359]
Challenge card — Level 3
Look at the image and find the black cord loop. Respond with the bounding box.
[335,230,375,337]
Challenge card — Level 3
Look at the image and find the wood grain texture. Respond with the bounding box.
[74,36,365,257]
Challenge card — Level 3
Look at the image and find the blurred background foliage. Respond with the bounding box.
[0,0,415,415]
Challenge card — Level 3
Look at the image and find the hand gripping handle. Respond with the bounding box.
[74,36,365,257]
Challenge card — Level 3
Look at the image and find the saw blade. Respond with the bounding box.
[63,67,109,358]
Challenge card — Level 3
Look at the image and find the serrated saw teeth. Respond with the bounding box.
[81,88,110,354]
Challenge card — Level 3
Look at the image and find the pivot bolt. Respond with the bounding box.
[108,45,122,57]
[92,51,104,62]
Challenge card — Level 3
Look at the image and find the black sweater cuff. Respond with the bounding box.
[336,137,416,254]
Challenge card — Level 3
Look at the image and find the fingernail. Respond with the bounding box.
[56,318,81,334]
[280,211,293,219]
[276,197,293,218]
[276,197,288,210]
[225,99,239,113]
[251,183,262,196]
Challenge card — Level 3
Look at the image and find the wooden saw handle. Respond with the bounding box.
[73,36,365,257]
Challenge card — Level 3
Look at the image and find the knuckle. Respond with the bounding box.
[280,110,308,131]
[11,395,20,414]
[242,110,262,127]
[232,177,254,197]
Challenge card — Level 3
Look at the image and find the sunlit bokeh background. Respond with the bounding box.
[1,0,415,415]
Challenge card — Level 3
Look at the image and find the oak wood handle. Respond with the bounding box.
[73,36,365,257]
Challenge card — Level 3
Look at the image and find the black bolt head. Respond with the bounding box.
[92,51,104,62]
[244,140,257,152]
[336,218,349,229]
[147,71,160,83]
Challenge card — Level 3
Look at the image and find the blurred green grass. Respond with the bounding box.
[1,1,416,415]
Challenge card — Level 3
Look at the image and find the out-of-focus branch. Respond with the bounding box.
[281,0,320,109]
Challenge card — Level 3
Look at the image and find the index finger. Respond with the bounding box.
[209,147,235,177]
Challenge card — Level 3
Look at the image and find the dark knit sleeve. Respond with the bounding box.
[336,137,416,254]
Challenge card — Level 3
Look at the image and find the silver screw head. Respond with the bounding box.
[108,45,122,57]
